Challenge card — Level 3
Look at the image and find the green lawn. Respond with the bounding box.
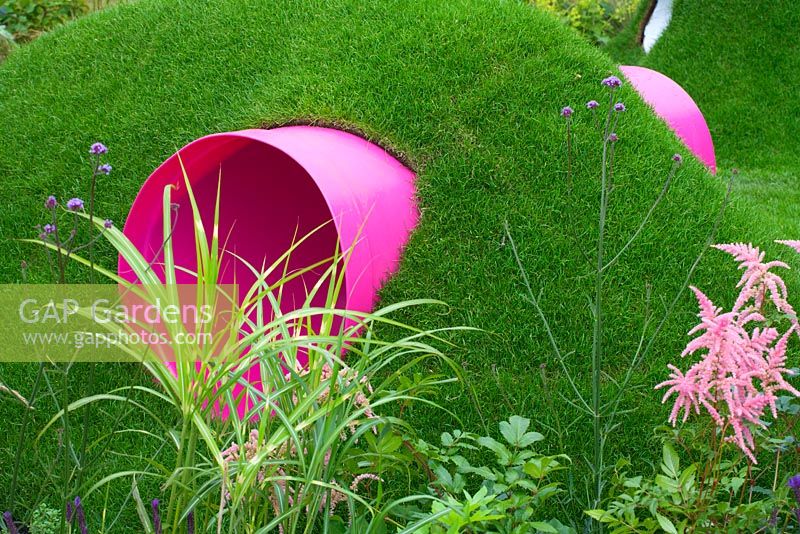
[0,0,789,527]
[612,0,800,234]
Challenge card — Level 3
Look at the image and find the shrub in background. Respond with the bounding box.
[0,0,118,49]
[530,0,642,45]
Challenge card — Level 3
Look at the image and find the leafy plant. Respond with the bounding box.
[587,439,796,532]
[408,415,573,533]
[24,156,468,532]
[29,503,61,534]
[0,0,121,51]
[587,241,800,531]
[530,0,642,45]
[0,0,88,42]
[657,242,800,463]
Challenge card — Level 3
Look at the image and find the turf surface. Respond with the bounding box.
[612,0,800,236]
[0,0,788,527]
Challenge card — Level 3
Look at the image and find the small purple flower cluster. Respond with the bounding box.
[3,511,19,534]
[37,142,117,248]
[89,142,108,155]
[90,143,111,175]
[561,76,625,122]
[66,497,88,534]
[558,76,683,166]
[67,198,85,212]
[789,474,800,522]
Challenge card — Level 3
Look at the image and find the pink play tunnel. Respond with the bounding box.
[119,126,418,404]
[120,125,417,313]
[620,65,716,174]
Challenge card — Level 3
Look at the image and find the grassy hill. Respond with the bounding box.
[612,0,800,235]
[0,0,778,525]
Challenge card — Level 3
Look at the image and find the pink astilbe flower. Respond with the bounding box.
[776,240,800,255]
[712,243,793,316]
[657,244,800,463]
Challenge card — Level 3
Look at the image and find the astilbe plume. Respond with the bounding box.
[656,243,800,463]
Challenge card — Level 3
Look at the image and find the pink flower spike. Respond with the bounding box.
[776,240,800,254]
[659,242,800,463]
[713,242,764,265]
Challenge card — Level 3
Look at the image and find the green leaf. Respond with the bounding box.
[499,415,544,448]
[131,477,154,534]
[529,522,558,533]
[661,443,680,478]
[623,476,642,488]
[585,509,613,523]
[477,436,512,465]
[655,474,679,493]
[655,513,678,534]
[441,432,454,446]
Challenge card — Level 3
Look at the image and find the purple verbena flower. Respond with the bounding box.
[601,75,622,88]
[586,100,599,110]
[789,474,800,495]
[66,198,84,211]
[608,133,619,143]
[74,496,87,534]
[97,163,112,175]
[89,142,108,155]
[3,511,19,534]
[614,102,626,112]
[768,507,779,527]
[43,224,56,235]
[103,219,113,229]
[560,106,573,118]
[45,195,57,209]
[152,499,162,534]
[673,153,683,164]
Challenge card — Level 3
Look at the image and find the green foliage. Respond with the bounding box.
[29,503,61,533]
[530,0,642,45]
[25,171,466,532]
[0,0,88,42]
[587,438,796,532]
[408,416,573,533]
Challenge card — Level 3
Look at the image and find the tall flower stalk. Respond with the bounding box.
[505,74,733,520]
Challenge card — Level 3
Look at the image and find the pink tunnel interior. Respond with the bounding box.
[620,65,717,174]
[119,126,418,416]
[120,126,417,313]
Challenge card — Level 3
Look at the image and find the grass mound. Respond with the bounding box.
[0,0,775,521]
[612,0,800,235]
